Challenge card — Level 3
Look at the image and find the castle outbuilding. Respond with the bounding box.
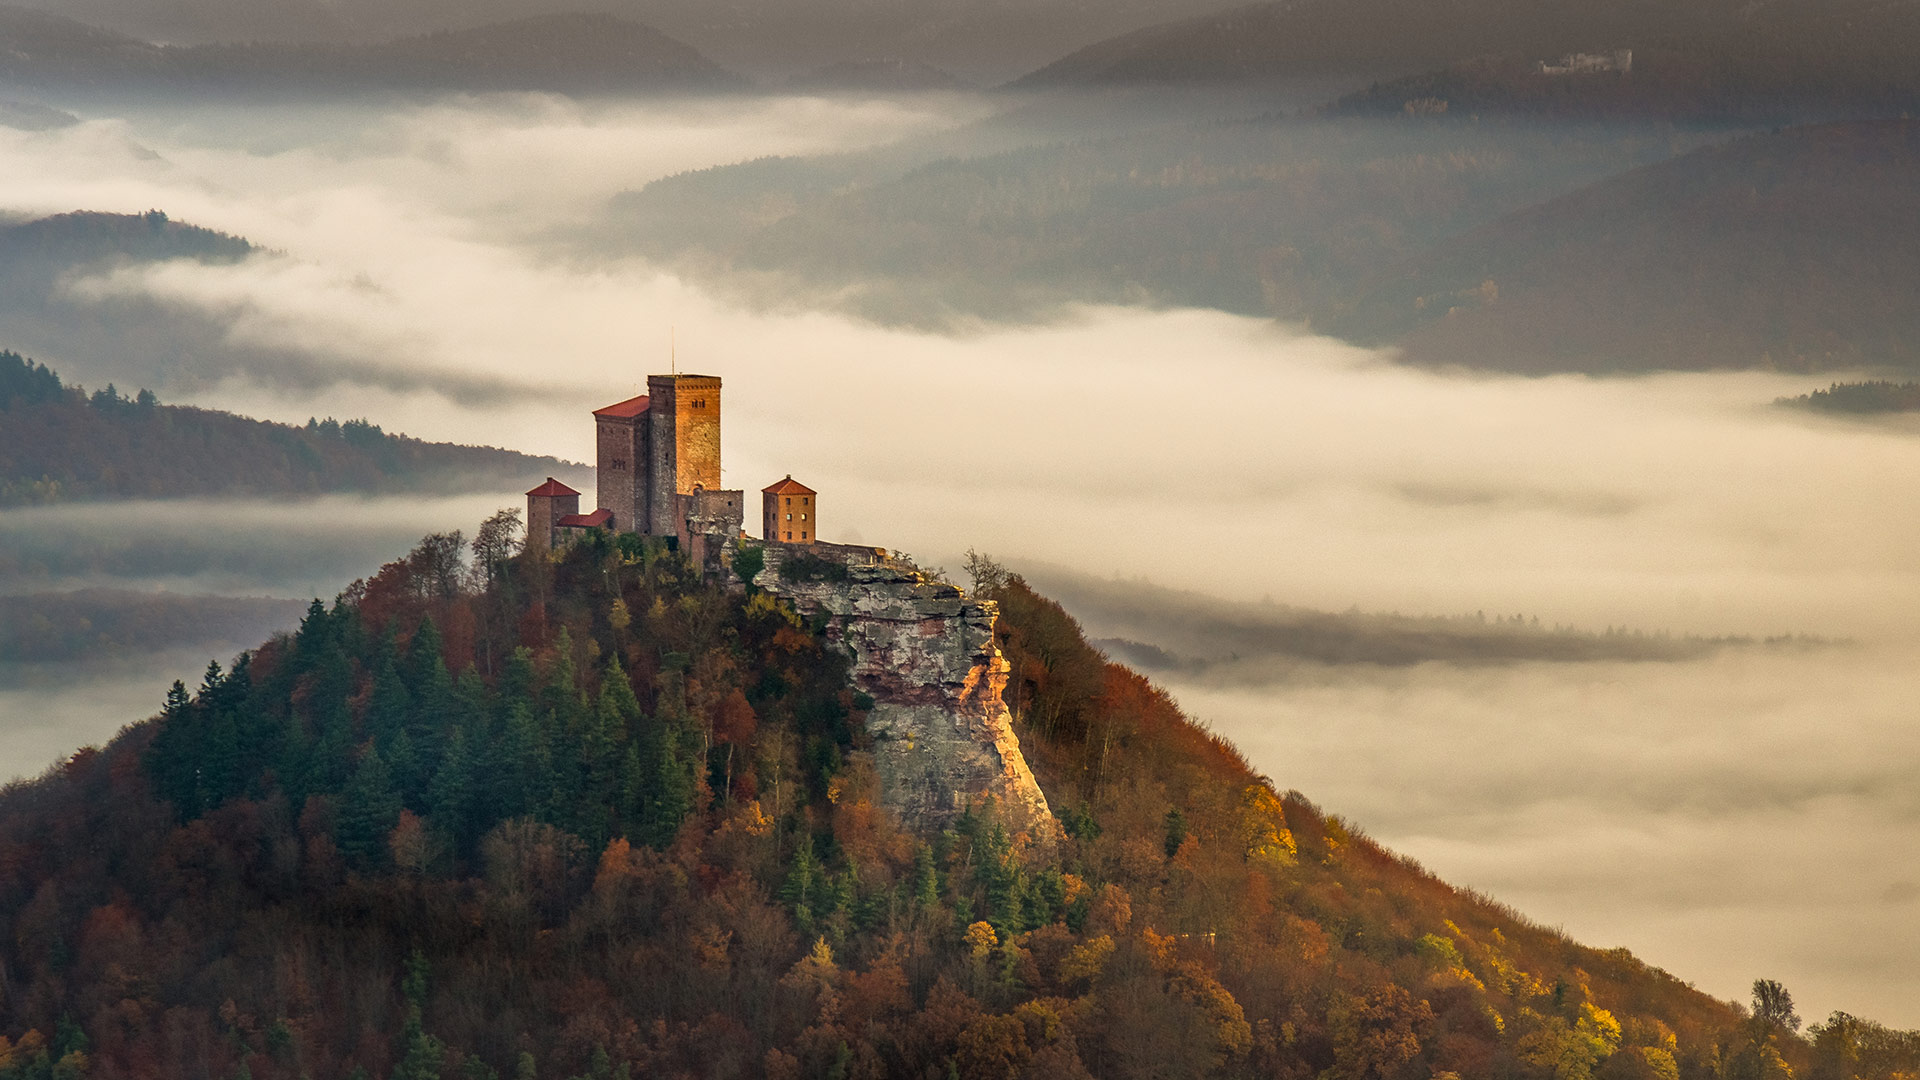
[524,477,580,554]
[763,475,817,544]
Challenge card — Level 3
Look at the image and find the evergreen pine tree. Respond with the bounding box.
[781,840,823,933]
[429,726,477,859]
[336,747,402,869]
[496,702,547,822]
[368,632,413,747]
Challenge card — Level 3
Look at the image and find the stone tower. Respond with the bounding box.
[762,475,817,543]
[645,373,722,535]
[525,477,580,554]
[593,394,651,533]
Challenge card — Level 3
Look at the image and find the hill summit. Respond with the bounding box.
[0,516,1887,1078]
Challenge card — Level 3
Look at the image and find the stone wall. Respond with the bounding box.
[645,374,722,535]
[747,543,1055,841]
[594,413,648,534]
[680,488,745,577]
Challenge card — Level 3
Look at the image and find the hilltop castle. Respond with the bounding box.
[523,372,818,568]
[518,370,1053,838]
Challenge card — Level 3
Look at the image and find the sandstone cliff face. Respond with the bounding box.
[748,545,1055,840]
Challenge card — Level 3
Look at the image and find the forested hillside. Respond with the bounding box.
[0,524,1908,1078]
[0,210,252,273]
[1776,382,1920,416]
[1011,0,1920,101]
[0,9,740,96]
[0,350,579,504]
[610,117,1711,325]
[1332,120,1920,374]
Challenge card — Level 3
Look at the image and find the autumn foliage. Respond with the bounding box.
[0,532,1895,1079]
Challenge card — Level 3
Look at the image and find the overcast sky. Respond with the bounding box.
[2,92,1917,1027]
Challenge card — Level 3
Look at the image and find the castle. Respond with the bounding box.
[523,372,818,568]
[518,370,1054,838]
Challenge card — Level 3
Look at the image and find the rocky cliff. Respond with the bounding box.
[745,543,1055,841]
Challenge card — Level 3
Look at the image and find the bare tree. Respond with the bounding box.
[964,548,1010,597]
[408,531,466,601]
[471,507,524,590]
[1752,979,1801,1033]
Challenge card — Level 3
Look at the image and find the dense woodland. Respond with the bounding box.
[0,9,738,95]
[1014,0,1920,96]
[1775,382,1920,416]
[0,350,576,505]
[0,521,1913,1079]
[1330,120,1920,375]
[612,116,1715,327]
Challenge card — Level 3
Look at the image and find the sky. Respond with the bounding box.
[1,91,1917,1026]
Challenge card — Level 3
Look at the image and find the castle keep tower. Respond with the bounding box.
[763,475,817,543]
[593,394,651,533]
[645,373,722,535]
[586,373,741,568]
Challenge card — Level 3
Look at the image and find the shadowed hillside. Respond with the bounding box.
[0,350,583,504]
[1012,0,1920,106]
[1332,121,1920,374]
[605,115,1710,326]
[0,9,741,96]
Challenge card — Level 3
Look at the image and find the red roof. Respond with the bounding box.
[762,475,816,495]
[526,477,580,497]
[557,508,613,528]
[594,394,650,419]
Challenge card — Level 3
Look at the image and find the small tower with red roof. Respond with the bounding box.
[525,476,580,554]
[763,475,818,544]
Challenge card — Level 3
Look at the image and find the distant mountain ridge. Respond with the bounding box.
[1010,0,1920,108]
[0,348,585,504]
[0,7,742,95]
[0,208,253,268]
[1330,120,1920,374]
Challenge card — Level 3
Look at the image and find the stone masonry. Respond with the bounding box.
[749,543,1055,841]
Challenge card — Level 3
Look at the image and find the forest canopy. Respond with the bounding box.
[0,525,1906,1079]
[0,350,580,506]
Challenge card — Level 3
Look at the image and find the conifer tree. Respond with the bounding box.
[496,702,548,823]
[429,726,477,859]
[336,747,402,869]
[368,631,413,747]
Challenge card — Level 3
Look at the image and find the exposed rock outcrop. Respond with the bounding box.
[746,543,1055,841]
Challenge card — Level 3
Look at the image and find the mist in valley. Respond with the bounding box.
[2,81,1918,1032]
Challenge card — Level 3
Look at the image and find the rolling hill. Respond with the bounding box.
[1330,120,1920,374]
[0,348,585,504]
[0,8,741,96]
[0,523,1890,1078]
[1009,0,1920,116]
